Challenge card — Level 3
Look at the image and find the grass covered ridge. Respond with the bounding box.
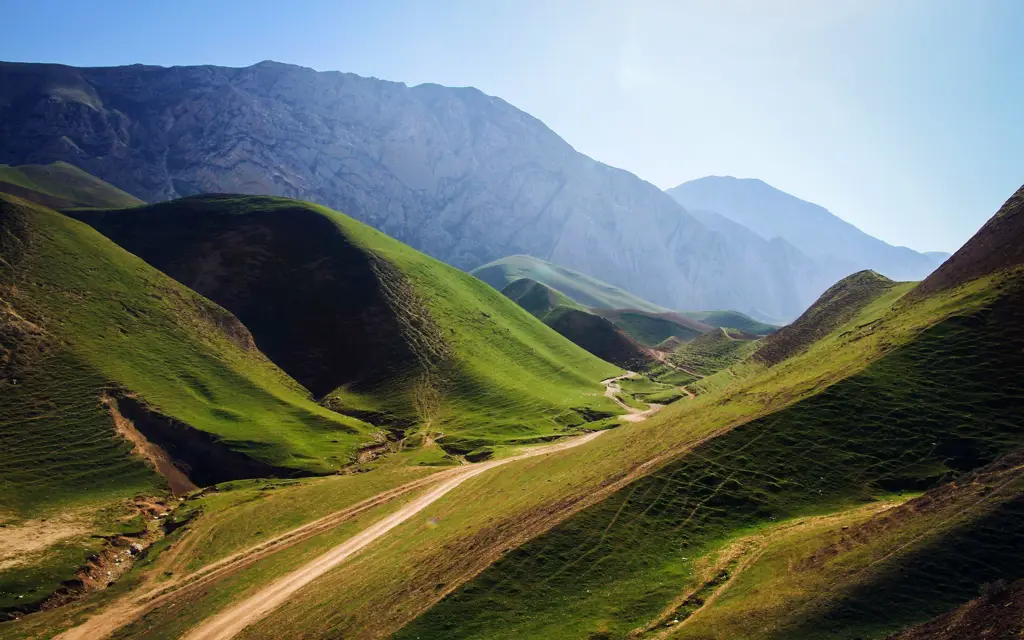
[0,162,143,209]
[73,196,621,454]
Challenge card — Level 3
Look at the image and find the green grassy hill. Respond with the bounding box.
[668,327,761,377]
[592,308,709,346]
[754,269,897,365]
[0,193,377,614]
[473,255,668,312]
[394,186,1024,640]
[0,162,143,209]
[501,277,583,319]
[680,310,777,335]
[501,279,652,369]
[73,196,621,456]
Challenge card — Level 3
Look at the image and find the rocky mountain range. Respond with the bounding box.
[0,60,943,322]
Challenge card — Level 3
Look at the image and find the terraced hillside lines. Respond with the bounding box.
[395,279,1024,639]
[0,162,144,209]
[472,255,668,312]
[669,453,1024,640]
[754,270,897,366]
[74,196,620,450]
[668,328,760,378]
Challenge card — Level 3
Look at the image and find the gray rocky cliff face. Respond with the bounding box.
[1,60,815,321]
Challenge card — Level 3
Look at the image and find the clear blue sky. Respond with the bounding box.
[3,0,1022,253]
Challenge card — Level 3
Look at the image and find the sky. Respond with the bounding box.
[3,0,1023,253]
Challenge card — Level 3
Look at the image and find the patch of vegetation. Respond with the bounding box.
[669,328,760,377]
[396,279,1024,639]
[0,162,143,209]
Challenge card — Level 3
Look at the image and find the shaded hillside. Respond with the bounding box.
[755,270,897,366]
[681,309,777,335]
[0,161,143,209]
[475,255,666,312]
[593,308,709,347]
[1,60,832,320]
[669,176,943,282]
[912,183,1024,297]
[73,195,619,449]
[500,279,651,370]
[886,578,1024,640]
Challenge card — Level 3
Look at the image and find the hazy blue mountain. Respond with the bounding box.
[668,176,944,282]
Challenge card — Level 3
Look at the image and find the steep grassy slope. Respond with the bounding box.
[887,578,1024,640]
[754,270,897,365]
[501,279,652,369]
[0,194,377,614]
[473,255,668,312]
[397,273,1024,639]
[593,308,709,347]
[680,310,777,335]
[500,278,583,318]
[669,453,1024,640]
[73,196,620,452]
[0,162,143,209]
[668,327,761,377]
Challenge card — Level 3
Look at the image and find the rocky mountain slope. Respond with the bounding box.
[2,60,842,322]
[668,176,951,281]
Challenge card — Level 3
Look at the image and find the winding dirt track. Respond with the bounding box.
[602,372,665,422]
[57,428,611,640]
[180,430,606,640]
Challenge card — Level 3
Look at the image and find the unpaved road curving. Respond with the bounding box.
[602,372,665,422]
[180,431,606,640]
[57,376,650,640]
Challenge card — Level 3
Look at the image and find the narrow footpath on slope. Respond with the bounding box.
[58,375,650,640]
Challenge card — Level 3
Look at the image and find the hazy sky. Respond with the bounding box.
[4,0,1022,253]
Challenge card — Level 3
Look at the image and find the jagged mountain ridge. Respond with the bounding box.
[2,60,843,322]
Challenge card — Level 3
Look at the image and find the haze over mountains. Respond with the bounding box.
[0,60,947,322]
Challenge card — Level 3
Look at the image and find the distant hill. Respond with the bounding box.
[73,195,620,453]
[669,327,761,377]
[680,310,777,335]
[668,176,945,283]
[500,278,651,369]
[754,270,898,366]
[474,255,666,313]
[0,161,143,209]
[590,308,709,347]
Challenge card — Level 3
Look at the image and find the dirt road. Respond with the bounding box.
[57,376,651,640]
[180,430,606,640]
[602,372,665,422]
